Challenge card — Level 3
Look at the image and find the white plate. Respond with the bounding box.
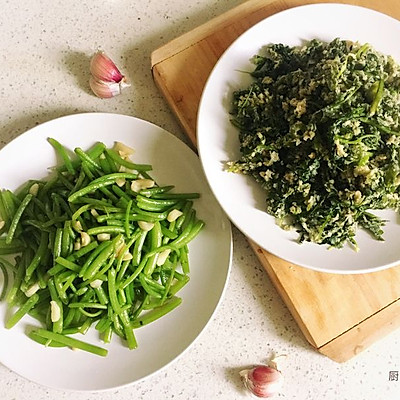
[0,113,232,391]
[197,4,400,274]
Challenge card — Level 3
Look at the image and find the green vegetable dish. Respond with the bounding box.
[0,139,204,356]
[229,38,400,249]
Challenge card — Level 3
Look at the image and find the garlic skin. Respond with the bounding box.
[89,76,130,99]
[89,50,131,98]
[90,50,124,83]
[240,365,283,398]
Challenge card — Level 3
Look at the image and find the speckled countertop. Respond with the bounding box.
[1,1,400,399]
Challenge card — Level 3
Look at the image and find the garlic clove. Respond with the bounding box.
[89,50,131,99]
[240,364,284,398]
[90,50,124,83]
[89,76,130,99]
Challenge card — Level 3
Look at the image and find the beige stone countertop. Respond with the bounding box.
[0,1,400,399]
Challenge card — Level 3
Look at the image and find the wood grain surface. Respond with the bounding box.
[151,0,400,362]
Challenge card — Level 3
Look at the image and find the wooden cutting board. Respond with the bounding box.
[151,0,400,362]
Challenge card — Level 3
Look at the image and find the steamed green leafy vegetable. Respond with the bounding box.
[229,38,400,249]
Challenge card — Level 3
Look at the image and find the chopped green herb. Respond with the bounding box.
[229,38,400,249]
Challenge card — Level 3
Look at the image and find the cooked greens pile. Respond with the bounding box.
[229,38,400,248]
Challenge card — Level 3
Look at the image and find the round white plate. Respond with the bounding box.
[0,113,232,391]
[197,4,400,274]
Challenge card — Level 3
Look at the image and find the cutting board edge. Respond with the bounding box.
[152,65,198,146]
[249,240,319,348]
[251,240,400,352]
[318,297,400,362]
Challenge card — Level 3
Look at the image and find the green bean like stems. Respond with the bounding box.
[0,139,205,356]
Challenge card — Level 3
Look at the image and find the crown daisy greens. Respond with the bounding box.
[228,38,400,249]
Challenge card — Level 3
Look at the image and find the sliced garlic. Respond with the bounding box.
[115,239,126,258]
[138,221,154,231]
[167,209,183,222]
[90,208,99,217]
[25,282,40,297]
[50,301,61,322]
[74,241,81,251]
[0,220,5,230]
[97,233,111,242]
[119,164,133,173]
[116,177,126,187]
[72,220,83,232]
[80,231,91,247]
[118,150,130,160]
[131,179,155,193]
[122,252,133,261]
[156,249,171,266]
[90,279,103,289]
[29,183,40,196]
[114,141,134,156]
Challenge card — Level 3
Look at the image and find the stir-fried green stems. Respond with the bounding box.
[0,139,204,355]
[229,38,400,249]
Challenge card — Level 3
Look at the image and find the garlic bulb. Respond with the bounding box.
[89,50,130,98]
[240,356,286,398]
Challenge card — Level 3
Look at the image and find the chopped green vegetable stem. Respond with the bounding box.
[0,139,204,356]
